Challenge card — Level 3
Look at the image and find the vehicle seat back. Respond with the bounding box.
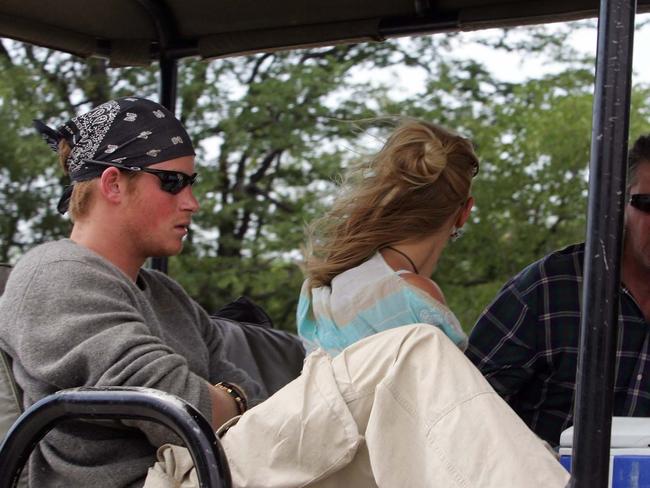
[0,263,23,433]
[0,348,22,440]
[0,263,29,487]
[0,264,10,294]
[1,263,29,487]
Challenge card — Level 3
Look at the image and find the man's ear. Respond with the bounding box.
[456,196,474,228]
[98,167,125,205]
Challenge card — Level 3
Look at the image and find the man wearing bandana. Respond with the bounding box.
[0,98,569,487]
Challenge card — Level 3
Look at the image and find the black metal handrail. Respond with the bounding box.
[0,387,232,488]
[570,0,636,486]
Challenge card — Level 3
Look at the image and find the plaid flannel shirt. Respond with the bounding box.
[466,243,649,446]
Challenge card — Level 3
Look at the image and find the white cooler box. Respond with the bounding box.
[559,417,650,488]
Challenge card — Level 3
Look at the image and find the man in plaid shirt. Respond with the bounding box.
[467,135,650,447]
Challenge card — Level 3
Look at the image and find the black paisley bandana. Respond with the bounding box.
[34,97,196,214]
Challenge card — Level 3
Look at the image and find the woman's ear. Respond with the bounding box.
[456,196,474,228]
[98,167,124,205]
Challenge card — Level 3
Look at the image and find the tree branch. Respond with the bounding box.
[23,46,75,114]
[0,39,14,66]
[218,150,231,207]
[234,151,248,192]
[244,185,293,212]
[235,208,252,240]
[249,149,283,185]
[246,52,274,85]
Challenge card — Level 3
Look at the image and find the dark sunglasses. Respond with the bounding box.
[85,160,197,195]
[630,194,650,213]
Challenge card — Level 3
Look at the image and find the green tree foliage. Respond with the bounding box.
[0,42,158,261]
[171,42,430,323]
[1,22,649,332]
[400,28,650,329]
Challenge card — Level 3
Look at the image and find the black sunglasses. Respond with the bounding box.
[630,194,650,213]
[85,160,197,195]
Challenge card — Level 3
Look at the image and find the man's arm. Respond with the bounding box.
[189,299,266,406]
[145,268,268,424]
[466,281,538,400]
[208,384,240,427]
[8,259,225,442]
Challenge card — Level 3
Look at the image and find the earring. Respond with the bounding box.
[450,226,464,242]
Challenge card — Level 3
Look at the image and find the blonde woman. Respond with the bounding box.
[298,120,478,355]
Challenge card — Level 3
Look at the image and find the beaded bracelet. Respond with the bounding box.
[215,381,248,415]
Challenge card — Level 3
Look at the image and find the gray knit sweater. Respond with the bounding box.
[0,239,261,487]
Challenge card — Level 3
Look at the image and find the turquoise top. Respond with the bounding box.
[297,252,468,356]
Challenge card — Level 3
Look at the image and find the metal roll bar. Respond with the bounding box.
[0,387,232,488]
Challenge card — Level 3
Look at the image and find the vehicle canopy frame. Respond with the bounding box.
[0,1,646,486]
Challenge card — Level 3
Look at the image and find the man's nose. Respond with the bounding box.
[180,186,200,213]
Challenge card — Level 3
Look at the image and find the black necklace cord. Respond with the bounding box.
[384,246,419,274]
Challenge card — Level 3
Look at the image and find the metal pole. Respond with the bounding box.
[135,0,178,274]
[150,57,179,274]
[159,57,178,113]
[569,0,636,485]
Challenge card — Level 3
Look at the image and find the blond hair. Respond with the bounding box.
[305,119,479,288]
[58,140,95,221]
[57,140,140,220]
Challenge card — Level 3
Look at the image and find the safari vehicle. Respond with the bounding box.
[0,0,648,486]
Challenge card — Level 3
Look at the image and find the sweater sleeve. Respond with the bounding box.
[192,300,266,406]
[10,259,213,446]
[140,269,265,406]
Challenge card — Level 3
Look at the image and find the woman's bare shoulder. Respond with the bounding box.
[399,272,446,304]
